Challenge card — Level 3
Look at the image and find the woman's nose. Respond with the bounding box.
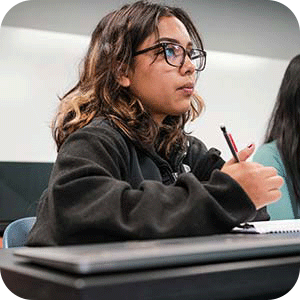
[180,55,196,75]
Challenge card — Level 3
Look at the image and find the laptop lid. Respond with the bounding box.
[14,233,300,275]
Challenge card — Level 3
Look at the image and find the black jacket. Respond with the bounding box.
[27,118,268,246]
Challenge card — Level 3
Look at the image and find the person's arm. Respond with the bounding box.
[27,126,257,246]
[185,137,270,222]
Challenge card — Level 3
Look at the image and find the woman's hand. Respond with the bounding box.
[221,144,284,209]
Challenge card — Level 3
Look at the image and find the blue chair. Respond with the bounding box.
[2,216,36,248]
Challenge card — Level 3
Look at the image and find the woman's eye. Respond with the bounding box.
[165,47,176,57]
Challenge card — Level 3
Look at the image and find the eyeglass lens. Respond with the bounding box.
[163,44,205,71]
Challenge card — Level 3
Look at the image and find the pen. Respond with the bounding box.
[220,124,240,162]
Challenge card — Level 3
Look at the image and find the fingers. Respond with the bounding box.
[264,174,284,192]
[226,143,255,165]
[221,161,284,209]
[249,170,283,209]
[237,143,255,162]
[267,189,282,203]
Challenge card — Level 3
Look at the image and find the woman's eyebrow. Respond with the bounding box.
[155,37,193,47]
[155,37,178,44]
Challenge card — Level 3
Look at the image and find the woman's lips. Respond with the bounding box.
[177,85,194,95]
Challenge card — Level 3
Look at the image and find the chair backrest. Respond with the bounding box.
[2,216,36,248]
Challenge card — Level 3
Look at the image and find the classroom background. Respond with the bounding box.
[0,1,300,298]
[1,0,300,163]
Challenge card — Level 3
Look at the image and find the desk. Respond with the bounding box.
[1,246,300,300]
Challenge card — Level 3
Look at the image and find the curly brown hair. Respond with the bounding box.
[52,1,205,157]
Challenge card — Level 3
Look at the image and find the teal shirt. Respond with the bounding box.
[253,141,296,220]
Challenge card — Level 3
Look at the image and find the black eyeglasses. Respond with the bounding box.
[133,42,206,72]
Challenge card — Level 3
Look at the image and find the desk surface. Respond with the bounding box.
[1,246,300,300]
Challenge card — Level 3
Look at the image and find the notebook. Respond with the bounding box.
[14,232,300,275]
[232,219,300,234]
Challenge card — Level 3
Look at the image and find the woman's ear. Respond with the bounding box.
[118,74,131,87]
[116,64,131,87]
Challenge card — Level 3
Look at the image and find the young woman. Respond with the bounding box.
[253,54,300,220]
[27,1,283,246]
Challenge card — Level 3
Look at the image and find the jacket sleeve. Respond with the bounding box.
[27,127,260,246]
[185,136,269,222]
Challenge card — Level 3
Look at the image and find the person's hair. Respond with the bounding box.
[264,54,300,200]
[52,0,205,157]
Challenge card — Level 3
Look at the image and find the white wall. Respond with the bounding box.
[0,26,89,162]
[2,0,300,61]
[0,26,289,162]
[188,52,288,160]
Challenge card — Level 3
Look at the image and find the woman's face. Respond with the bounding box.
[126,16,197,124]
